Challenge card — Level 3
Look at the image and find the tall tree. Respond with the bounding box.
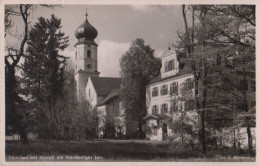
[22,14,69,104]
[5,5,32,143]
[178,5,210,153]
[120,38,161,138]
[195,5,255,155]
[5,4,58,143]
[177,5,255,154]
[21,15,69,139]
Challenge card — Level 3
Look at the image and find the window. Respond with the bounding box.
[185,100,194,111]
[87,64,92,69]
[250,80,255,92]
[75,51,77,59]
[89,89,90,98]
[170,82,178,95]
[87,50,91,58]
[170,101,178,112]
[185,78,194,89]
[152,87,158,97]
[161,84,168,95]
[161,103,168,114]
[164,59,175,72]
[152,105,158,114]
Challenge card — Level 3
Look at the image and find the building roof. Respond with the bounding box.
[75,12,98,46]
[91,77,121,96]
[148,59,193,85]
[96,89,120,106]
[144,114,172,121]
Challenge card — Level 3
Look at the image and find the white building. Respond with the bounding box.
[145,50,195,141]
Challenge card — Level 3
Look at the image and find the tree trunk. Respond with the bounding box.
[247,126,253,155]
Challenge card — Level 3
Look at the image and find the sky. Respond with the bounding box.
[6,5,185,77]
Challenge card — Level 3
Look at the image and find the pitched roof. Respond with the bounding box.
[148,59,193,85]
[144,114,172,121]
[91,77,121,96]
[96,89,120,106]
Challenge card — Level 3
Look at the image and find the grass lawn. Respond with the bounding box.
[5,140,255,162]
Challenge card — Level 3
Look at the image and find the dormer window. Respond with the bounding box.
[164,59,175,72]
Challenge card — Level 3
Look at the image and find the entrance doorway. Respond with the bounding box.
[162,123,167,141]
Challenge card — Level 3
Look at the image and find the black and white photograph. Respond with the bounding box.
[1,0,258,164]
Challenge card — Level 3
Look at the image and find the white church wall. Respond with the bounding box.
[85,77,98,106]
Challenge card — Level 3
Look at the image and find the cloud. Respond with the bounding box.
[98,40,130,77]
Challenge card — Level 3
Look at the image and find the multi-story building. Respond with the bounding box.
[145,50,195,141]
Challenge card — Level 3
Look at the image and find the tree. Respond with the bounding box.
[194,5,255,155]
[178,5,210,153]
[177,5,255,154]
[5,5,32,144]
[120,38,161,138]
[20,14,69,139]
[5,4,58,143]
[22,14,69,104]
[169,80,197,149]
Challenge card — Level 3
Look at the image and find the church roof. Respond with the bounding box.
[96,89,120,106]
[91,77,121,96]
[75,12,98,46]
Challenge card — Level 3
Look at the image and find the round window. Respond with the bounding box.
[87,64,92,69]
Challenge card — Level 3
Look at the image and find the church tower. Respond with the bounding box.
[74,11,100,99]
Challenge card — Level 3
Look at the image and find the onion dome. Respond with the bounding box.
[75,12,98,45]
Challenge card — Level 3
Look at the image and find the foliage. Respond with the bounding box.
[5,5,34,144]
[22,14,69,103]
[120,38,161,138]
[4,5,58,143]
[169,81,198,147]
[177,5,255,154]
[29,68,98,140]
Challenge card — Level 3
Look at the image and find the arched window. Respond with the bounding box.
[87,50,91,58]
